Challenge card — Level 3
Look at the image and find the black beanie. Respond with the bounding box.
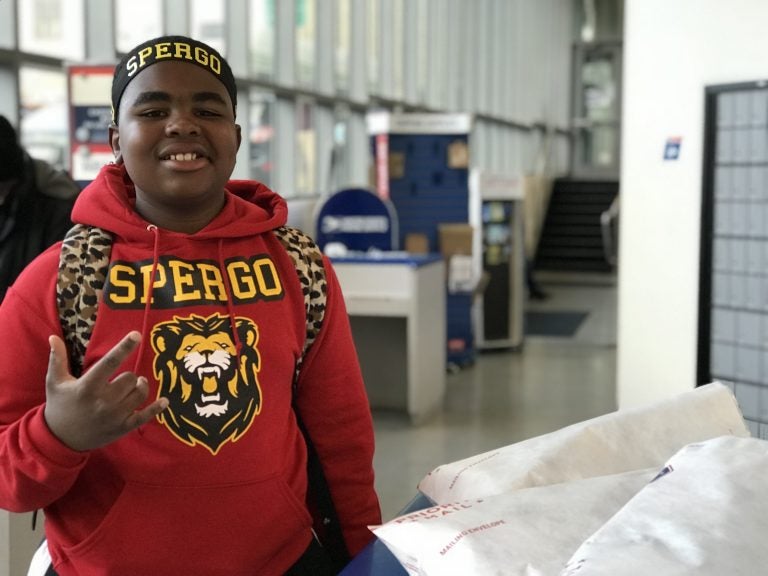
[111,35,237,124]
[0,115,24,181]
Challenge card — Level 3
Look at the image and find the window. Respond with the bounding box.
[367,0,379,92]
[0,1,14,49]
[19,66,68,169]
[295,99,317,195]
[295,0,317,86]
[392,0,404,99]
[331,105,351,189]
[115,0,162,54]
[416,0,428,103]
[250,0,275,78]
[0,68,17,120]
[249,90,275,186]
[334,0,351,92]
[19,0,84,61]
[191,0,226,55]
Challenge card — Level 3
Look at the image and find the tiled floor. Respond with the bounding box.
[371,272,619,521]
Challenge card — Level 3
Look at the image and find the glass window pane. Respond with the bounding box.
[115,0,163,54]
[0,68,17,120]
[296,0,316,86]
[295,99,316,195]
[334,0,351,92]
[331,105,350,189]
[416,0,428,102]
[191,0,226,55]
[367,0,379,91]
[249,90,275,186]
[19,66,68,169]
[392,0,404,99]
[250,0,275,78]
[0,1,16,49]
[576,126,618,169]
[19,0,84,61]
[581,51,619,120]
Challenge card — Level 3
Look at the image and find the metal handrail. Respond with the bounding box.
[600,195,620,267]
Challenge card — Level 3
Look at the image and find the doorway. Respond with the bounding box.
[571,41,622,181]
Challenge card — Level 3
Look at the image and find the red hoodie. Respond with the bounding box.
[0,164,381,575]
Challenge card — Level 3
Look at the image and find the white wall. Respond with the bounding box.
[618,0,768,407]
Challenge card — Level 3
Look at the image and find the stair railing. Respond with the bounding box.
[600,195,620,267]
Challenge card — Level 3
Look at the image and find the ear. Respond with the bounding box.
[236,318,259,347]
[109,124,123,164]
[152,324,181,355]
[235,123,242,152]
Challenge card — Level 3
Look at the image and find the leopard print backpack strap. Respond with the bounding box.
[57,224,113,377]
[272,225,327,383]
[272,227,347,567]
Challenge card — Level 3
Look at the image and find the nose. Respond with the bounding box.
[165,110,200,136]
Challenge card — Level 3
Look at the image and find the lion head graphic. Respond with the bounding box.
[150,313,262,455]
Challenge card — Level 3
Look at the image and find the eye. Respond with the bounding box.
[196,108,223,118]
[138,109,167,118]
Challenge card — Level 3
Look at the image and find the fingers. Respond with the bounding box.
[84,331,142,385]
[107,374,167,419]
[124,397,170,431]
[46,330,169,446]
[113,376,169,432]
[110,371,148,402]
[46,335,72,386]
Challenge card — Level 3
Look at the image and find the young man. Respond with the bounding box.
[0,115,80,301]
[0,36,381,575]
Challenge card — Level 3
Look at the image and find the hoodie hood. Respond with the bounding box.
[71,163,287,243]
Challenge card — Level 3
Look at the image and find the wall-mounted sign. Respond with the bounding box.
[315,188,398,252]
[68,65,115,183]
[367,112,473,135]
[664,136,682,160]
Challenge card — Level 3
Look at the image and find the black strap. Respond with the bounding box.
[284,536,335,575]
[293,406,351,573]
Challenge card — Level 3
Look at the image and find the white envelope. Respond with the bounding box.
[418,382,750,504]
[373,468,657,576]
[561,435,768,575]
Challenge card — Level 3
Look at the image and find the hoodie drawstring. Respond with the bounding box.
[133,224,160,373]
[130,229,242,377]
[217,238,243,357]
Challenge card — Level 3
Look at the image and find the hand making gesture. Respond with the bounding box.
[44,331,169,452]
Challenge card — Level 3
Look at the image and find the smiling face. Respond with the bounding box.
[109,60,241,233]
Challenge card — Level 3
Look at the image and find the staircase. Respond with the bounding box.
[533,178,619,273]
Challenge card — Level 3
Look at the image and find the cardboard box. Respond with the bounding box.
[438,223,473,258]
[447,139,470,168]
[405,233,430,254]
[389,152,406,179]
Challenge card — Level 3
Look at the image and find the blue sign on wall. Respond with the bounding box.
[664,136,682,160]
[314,188,398,252]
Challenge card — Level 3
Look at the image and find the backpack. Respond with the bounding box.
[54,223,350,571]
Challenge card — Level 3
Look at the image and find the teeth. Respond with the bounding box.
[197,366,221,379]
[166,153,198,161]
